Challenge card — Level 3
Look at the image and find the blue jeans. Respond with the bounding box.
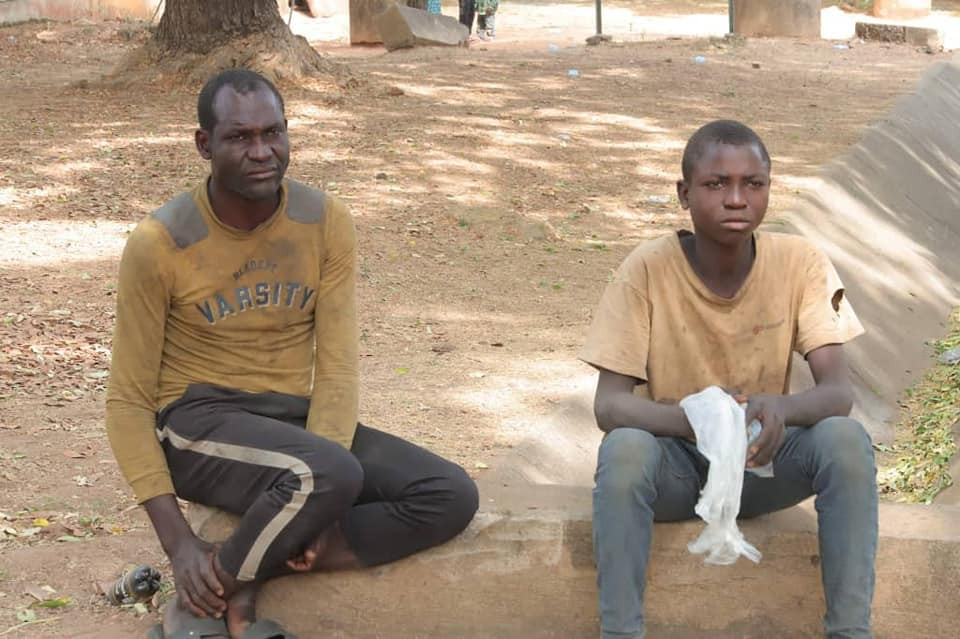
[593,418,878,639]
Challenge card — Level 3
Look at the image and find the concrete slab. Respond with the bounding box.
[373,2,467,51]
[190,485,960,638]
[785,58,960,443]
[0,0,158,24]
[733,0,821,39]
[855,21,943,50]
[349,0,391,44]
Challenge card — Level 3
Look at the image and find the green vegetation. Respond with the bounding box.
[878,310,960,503]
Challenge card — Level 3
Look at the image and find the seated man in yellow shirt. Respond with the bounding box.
[580,120,877,639]
[106,69,478,639]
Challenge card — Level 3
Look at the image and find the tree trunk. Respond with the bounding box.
[113,0,352,87]
[156,0,285,54]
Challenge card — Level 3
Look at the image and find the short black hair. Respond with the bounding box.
[681,120,770,181]
[197,69,285,132]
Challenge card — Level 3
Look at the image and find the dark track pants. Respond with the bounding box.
[157,384,479,582]
[458,0,475,33]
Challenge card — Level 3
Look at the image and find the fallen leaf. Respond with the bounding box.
[63,450,86,459]
[24,585,54,601]
[474,462,490,470]
[393,367,409,375]
[32,518,50,528]
[133,602,149,615]
[16,608,36,623]
[34,595,70,608]
[40,522,70,538]
[56,535,83,543]
[0,423,19,430]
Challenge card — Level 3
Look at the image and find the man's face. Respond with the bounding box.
[197,86,290,202]
[676,142,770,245]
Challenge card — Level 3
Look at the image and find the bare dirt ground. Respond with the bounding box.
[0,2,952,636]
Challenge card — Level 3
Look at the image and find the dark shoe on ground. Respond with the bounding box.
[146,617,230,639]
[240,619,300,639]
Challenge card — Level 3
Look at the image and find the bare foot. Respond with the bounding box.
[225,581,259,639]
[285,522,360,573]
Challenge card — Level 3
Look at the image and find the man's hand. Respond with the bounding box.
[169,535,226,618]
[743,394,788,468]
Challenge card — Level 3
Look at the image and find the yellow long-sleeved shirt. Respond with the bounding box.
[105,179,358,503]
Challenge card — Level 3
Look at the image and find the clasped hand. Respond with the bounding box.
[169,536,226,618]
[736,393,788,468]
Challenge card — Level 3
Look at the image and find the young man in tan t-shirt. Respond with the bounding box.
[580,120,877,639]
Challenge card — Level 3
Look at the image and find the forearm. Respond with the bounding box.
[143,494,196,557]
[307,373,358,448]
[596,392,693,438]
[309,197,359,447]
[781,381,853,427]
[105,401,175,502]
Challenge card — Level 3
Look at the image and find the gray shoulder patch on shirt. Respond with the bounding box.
[151,193,208,249]
[286,180,327,224]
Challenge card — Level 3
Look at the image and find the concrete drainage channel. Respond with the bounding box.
[186,58,960,638]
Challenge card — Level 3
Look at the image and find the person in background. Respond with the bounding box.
[475,0,499,40]
[458,0,475,35]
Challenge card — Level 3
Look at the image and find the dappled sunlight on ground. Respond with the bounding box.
[0,220,131,266]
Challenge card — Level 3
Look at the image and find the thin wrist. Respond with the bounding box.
[143,495,195,556]
[778,394,798,425]
[163,527,197,556]
[676,406,693,439]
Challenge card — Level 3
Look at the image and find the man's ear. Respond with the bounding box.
[676,179,690,210]
[195,129,212,160]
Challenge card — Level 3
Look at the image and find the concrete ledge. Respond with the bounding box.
[190,484,960,638]
[0,0,157,24]
[855,22,944,49]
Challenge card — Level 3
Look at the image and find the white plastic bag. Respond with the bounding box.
[678,386,762,565]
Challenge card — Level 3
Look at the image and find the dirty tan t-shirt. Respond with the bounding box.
[579,231,864,400]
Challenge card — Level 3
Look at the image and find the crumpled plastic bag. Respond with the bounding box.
[678,386,762,565]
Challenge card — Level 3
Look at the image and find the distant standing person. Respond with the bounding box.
[475,0,499,39]
[458,0,475,34]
